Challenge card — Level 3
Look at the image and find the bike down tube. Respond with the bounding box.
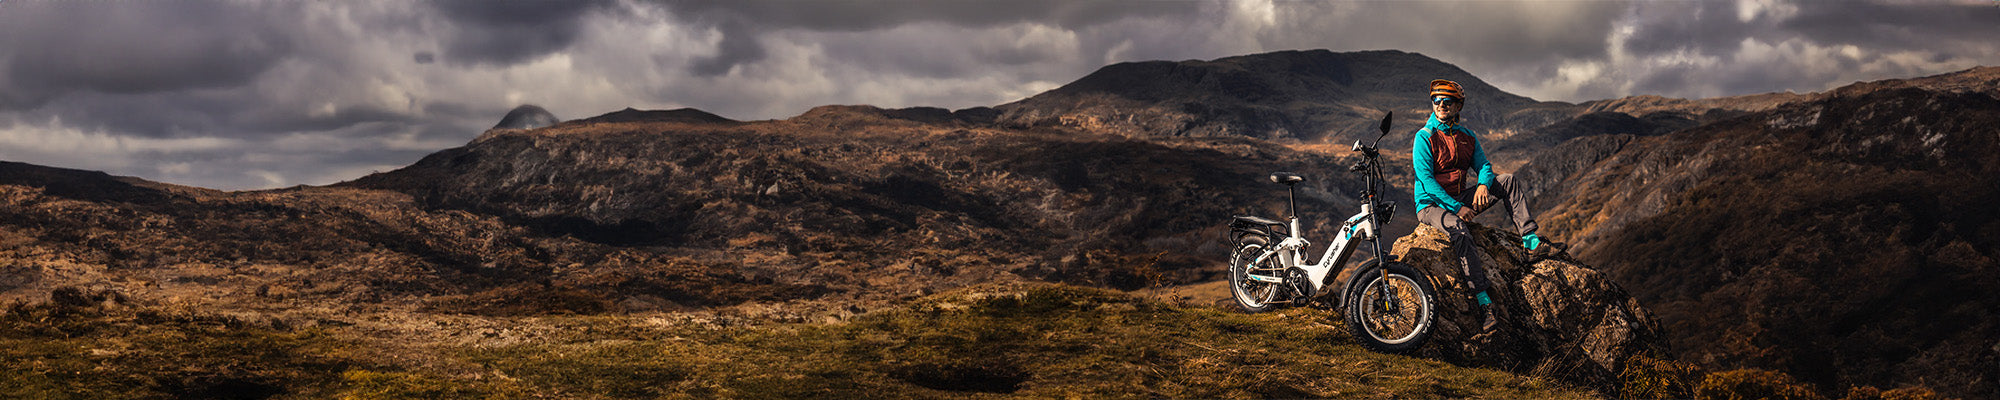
[1309,207,1371,269]
[1299,204,1373,292]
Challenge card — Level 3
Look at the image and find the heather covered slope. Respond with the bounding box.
[1524,71,2000,398]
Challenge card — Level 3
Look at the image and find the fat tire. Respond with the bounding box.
[1228,236,1283,313]
[1341,261,1436,353]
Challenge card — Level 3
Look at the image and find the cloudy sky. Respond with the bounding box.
[1,0,1995,190]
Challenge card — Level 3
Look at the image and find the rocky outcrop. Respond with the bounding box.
[1390,222,1666,392]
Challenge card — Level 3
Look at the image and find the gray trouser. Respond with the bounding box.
[1416,173,1536,294]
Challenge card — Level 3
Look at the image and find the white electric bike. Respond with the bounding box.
[1225,113,1438,353]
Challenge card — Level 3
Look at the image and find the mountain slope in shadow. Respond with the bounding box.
[1524,67,2000,399]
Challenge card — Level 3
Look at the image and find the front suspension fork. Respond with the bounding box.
[1376,270,1402,315]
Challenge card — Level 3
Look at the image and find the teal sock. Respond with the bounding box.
[1476,291,1492,306]
[1523,233,1543,250]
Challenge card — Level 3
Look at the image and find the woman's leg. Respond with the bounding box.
[1417,206,1492,294]
[1490,173,1537,236]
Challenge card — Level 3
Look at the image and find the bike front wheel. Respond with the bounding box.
[1228,240,1285,313]
[1342,261,1436,353]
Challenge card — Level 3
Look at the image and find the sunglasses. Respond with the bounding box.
[1432,97,1461,106]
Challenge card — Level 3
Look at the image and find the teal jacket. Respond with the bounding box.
[1411,113,1496,214]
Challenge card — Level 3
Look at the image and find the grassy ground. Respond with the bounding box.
[456,284,1587,399]
[0,284,1593,399]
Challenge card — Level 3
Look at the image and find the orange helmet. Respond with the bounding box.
[1429,79,1464,101]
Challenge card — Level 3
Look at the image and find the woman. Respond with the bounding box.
[1409,79,1564,332]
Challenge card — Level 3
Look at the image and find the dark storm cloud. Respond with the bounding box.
[429,0,614,65]
[658,0,1200,31]
[1616,1,1760,57]
[22,80,418,141]
[1781,2,2000,57]
[1386,2,1625,66]
[1243,1,1630,87]
[0,1,294,109]
[0,1,499,190]
[689,18,766,76]
[1598,0,2000,99]
[655,0,1203,78]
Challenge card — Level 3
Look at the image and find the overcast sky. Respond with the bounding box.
[1,0,1995,190]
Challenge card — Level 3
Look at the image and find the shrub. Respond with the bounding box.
[1840,385,1943,400]
[1620,355,1704,399]
[1697,369,1824,400]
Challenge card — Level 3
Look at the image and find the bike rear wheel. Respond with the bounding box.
[1342,261,1436,353]
[1228,239,1284,313]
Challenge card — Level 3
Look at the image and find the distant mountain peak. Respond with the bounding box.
[792,105,1000,126]
[579,107,736,125]
[492,104,560,130]
[992,49,1545,141]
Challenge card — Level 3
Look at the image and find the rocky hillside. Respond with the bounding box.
[0,161,822,315]
[1521,67,2000,398]
[345,104,1376,305]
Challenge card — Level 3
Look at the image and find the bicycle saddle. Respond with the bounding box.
[1269,172,1304,185]
[1232,215,1284,226]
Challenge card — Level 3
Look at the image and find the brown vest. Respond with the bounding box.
[1429,128,1477,196]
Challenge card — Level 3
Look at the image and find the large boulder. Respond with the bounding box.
[1390,222,1667,392]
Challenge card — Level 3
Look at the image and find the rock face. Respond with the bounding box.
[1390,222,1666,392]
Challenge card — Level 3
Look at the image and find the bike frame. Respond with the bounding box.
[1241,142,1396,303]
[1244,203,1380,298]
